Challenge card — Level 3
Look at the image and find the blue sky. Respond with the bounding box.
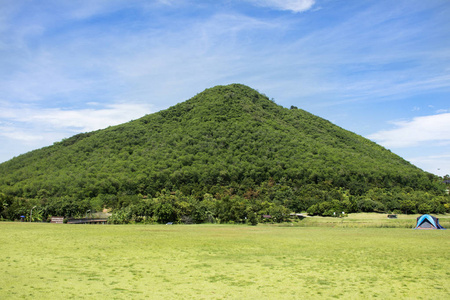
[1,0,449,176]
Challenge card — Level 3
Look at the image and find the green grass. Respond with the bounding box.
[1,220,449,299]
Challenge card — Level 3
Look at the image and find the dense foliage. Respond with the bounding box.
[0,84,448,223]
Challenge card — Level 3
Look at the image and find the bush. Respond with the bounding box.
[247,212,258,226]
[417,203,432,214]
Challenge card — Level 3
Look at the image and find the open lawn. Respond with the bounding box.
[1,217,449,299]
[297,213,450,228]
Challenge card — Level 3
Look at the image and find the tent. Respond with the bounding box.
[414,214,445,229]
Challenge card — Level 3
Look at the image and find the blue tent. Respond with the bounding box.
[414,214,445,229]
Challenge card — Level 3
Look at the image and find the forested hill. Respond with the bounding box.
[0,84,447,221]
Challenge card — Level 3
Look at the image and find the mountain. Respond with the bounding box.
[0,84,447,221]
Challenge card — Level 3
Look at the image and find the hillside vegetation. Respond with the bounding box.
[0,84,448,223]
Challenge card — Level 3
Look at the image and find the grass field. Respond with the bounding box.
[1,215,449,299]
[297,213,450,228]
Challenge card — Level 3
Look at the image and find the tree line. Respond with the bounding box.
[2,178,448,224]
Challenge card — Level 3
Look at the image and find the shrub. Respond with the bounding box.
[247,212,258,226]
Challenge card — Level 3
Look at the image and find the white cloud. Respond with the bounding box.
[368,113,450,148]
[0,101,154,163]
[408,154,450,177]
[245,0,315,13]
[0,102,153,140]
[30,103,153,132]
[0,126,45,143]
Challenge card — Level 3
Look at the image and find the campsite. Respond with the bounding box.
[1,214,449,299]
[1,1,449,299]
